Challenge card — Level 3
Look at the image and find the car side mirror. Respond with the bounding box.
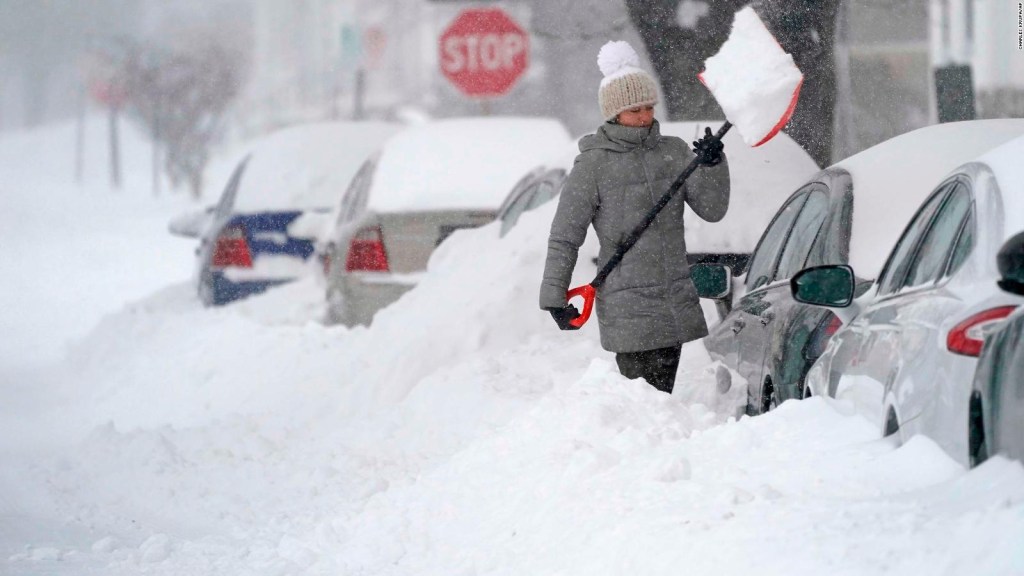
[691,263,732,299]
[997,231,1024,296]
[168,207,213,239]
[791,265,856,308]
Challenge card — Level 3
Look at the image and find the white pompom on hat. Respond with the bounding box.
[597,41,659,121]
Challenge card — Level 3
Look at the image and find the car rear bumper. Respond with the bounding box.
[202,271,292,306]
[326,273,420,326]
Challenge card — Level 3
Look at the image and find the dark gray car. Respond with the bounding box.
[969,231,1024,467]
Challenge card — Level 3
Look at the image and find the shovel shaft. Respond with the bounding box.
[590,121,732,289]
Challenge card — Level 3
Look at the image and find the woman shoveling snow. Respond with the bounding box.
[539,40,731,394]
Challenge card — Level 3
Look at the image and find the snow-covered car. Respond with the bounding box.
[792,128,1024,466]
[970,231,1024,467]
[171,121,404,306]
[700,119,1024,418]
[320,117,572,326]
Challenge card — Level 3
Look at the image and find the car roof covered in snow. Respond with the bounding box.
[835,119,1024,279]
[660,121,820,254]
[973,134,1024,244]
[232,121,404,213]
[366,117,572,213]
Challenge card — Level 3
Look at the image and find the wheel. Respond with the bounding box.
[969,392,989,467]
[883,408,900,437]
[760,376,777,414]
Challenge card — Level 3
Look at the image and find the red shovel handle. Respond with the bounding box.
[566,284,596,328]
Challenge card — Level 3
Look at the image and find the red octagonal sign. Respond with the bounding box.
[439,8,530,98]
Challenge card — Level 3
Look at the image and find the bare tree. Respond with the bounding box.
[623,0,840,167]
[119,35,244,198]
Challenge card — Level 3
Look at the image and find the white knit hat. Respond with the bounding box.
[597,41,659,121]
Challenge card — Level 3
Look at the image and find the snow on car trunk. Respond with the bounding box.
[230,121,404,213]
[366,117,572,213]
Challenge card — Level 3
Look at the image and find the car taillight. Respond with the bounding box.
[345,226,389,272]
[947,306,1018,357]
[211,225,253,268]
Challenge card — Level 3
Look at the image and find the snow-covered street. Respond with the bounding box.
[2,121,1024,575]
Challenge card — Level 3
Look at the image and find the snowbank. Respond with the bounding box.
[5,117,1024,576]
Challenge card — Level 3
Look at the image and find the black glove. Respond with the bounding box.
[692,127,725,166]
[545,304,581,331]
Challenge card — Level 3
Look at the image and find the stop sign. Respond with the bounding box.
[439,8,529,98]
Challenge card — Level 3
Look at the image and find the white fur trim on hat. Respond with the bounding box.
[597,41,659,120]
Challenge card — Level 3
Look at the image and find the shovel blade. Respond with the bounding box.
[699,6,803,148]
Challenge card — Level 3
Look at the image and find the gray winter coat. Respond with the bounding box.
[539,120,730,353]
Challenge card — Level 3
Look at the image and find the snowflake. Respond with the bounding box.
[676,0,710,30]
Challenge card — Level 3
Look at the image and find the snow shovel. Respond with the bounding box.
[566,6,804,328]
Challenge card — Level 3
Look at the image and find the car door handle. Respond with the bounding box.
[760,312,775,326]
[732,319,745,334]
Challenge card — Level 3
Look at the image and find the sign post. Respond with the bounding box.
[438,8,529,102]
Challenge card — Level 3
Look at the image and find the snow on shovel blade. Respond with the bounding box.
[699,6,803,147]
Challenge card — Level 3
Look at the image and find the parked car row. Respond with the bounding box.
[693,119,1024,468]
[172,117,572,317]
[169,121,405,305]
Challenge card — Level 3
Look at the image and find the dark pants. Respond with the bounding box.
[615,345,682,394]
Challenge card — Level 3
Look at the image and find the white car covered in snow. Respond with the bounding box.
[320,117,572,326]
[793,124,1024,466]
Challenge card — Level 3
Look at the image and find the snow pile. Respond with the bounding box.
[700,6,803,147]
[312,200,602,412]
[6,118,1024,575]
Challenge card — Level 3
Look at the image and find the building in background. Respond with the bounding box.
[2,0,1021,167]
[972,0,1024,118]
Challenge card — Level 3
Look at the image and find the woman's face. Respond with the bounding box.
[616,105,655,128]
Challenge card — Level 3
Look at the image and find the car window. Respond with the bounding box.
[527,179,558,210]
[903,186,971,289]
[776,188,830,280]
[214,156,249,220]
[946,210,974,279]
[745,190,809,291]
[499,185,538,237]
[338,156,377,226]
[498,170,543,216]
[876,183,953,296]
